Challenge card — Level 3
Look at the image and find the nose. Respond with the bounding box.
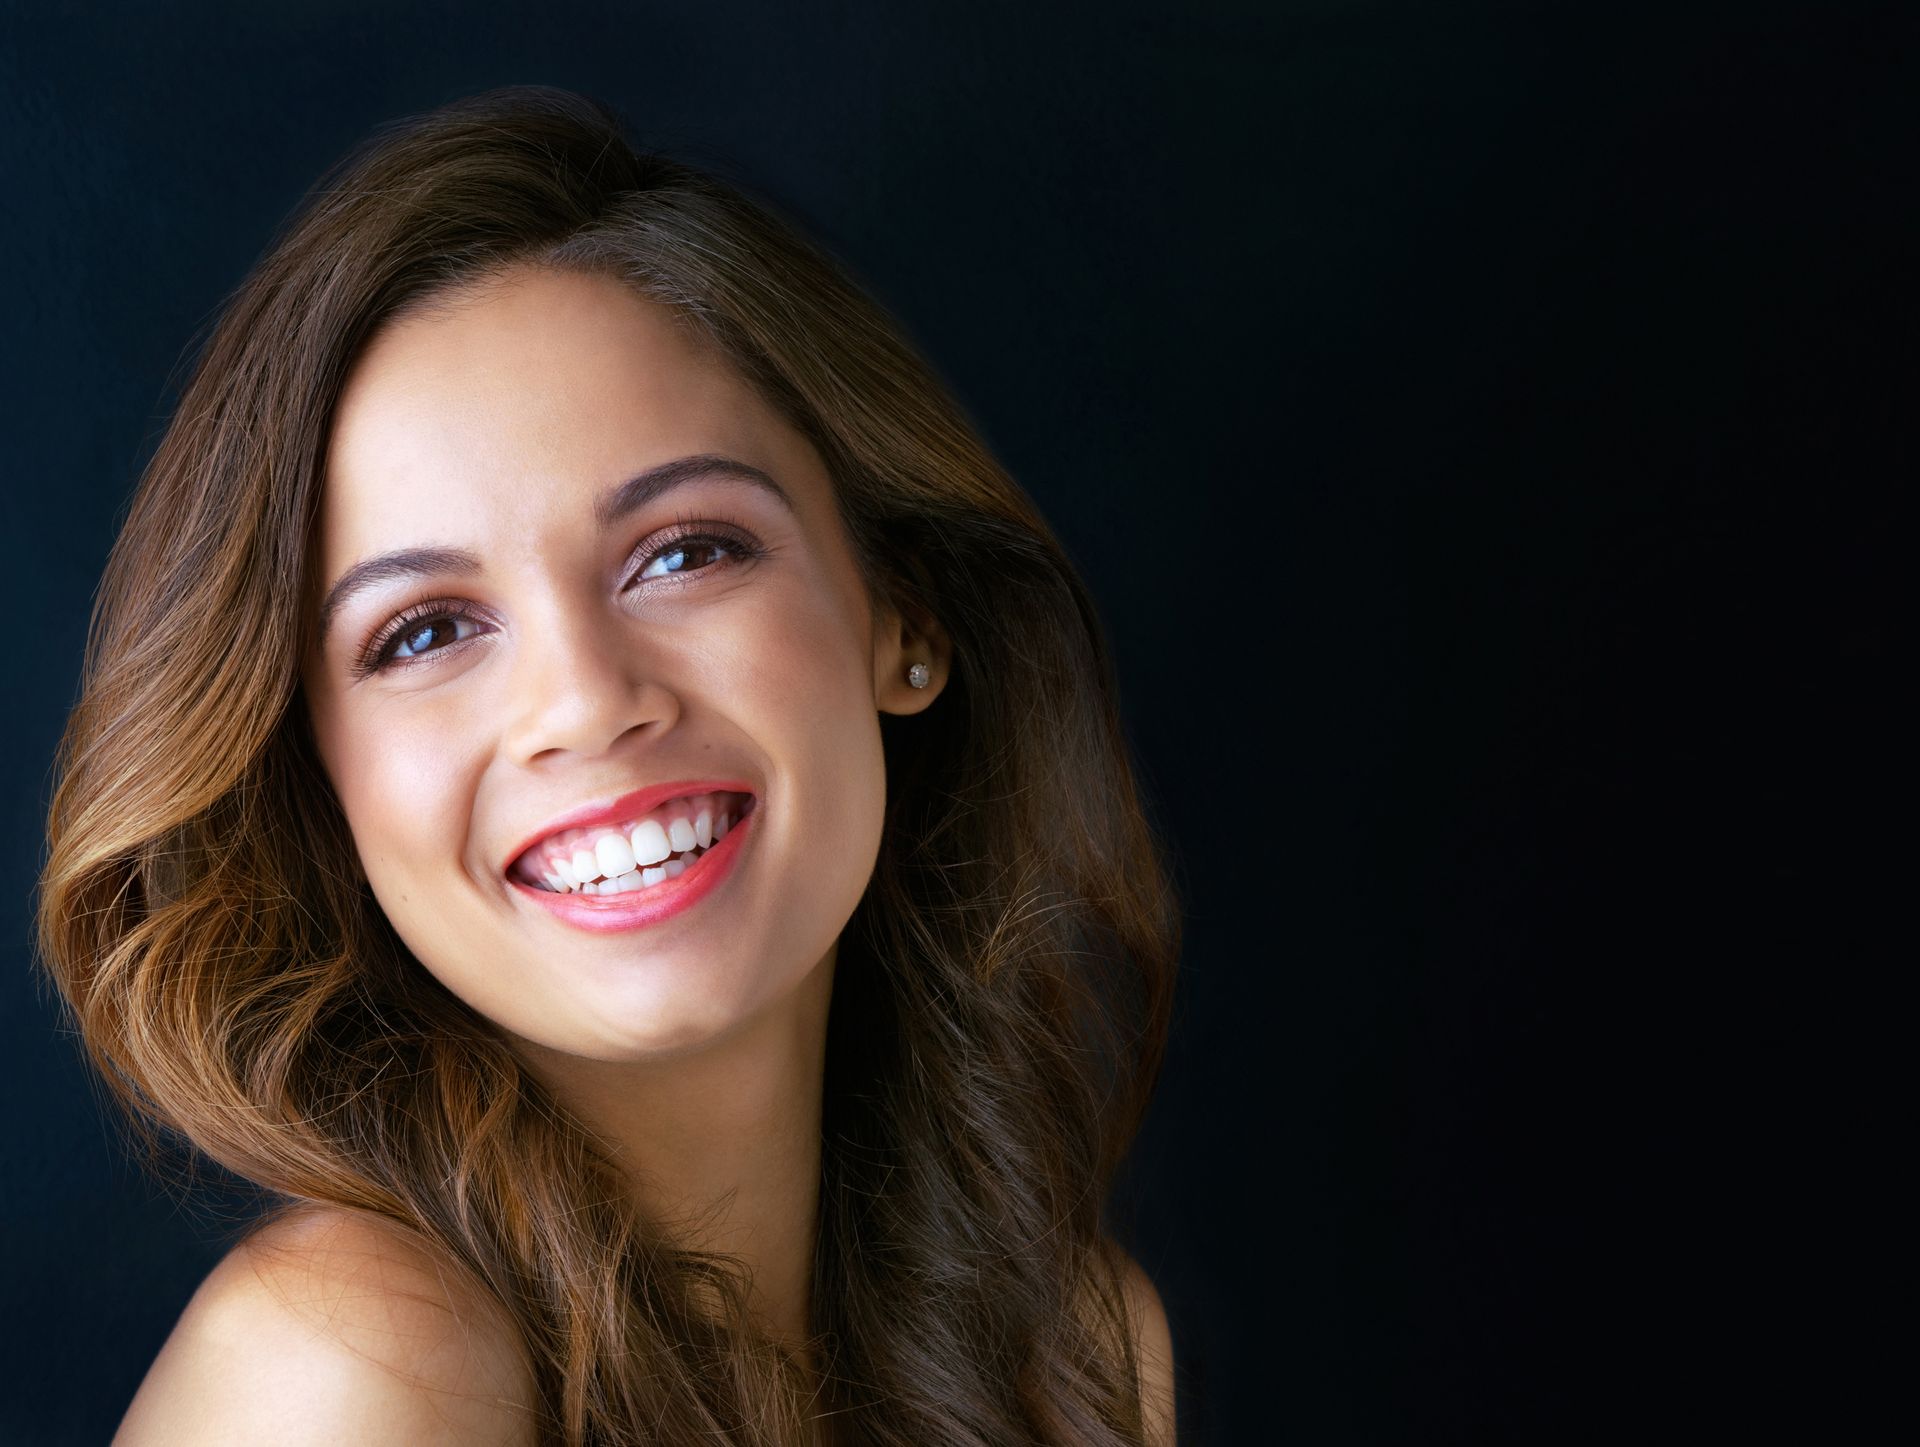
[499,599,680,765]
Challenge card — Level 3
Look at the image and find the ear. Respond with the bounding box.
[873,595,952,716]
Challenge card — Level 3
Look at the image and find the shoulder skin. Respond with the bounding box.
[113,1205,538,1447]
[1117,1250,1177,1446]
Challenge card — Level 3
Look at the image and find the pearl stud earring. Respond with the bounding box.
[907,662,930,688]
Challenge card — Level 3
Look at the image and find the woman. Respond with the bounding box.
[37,85,1180,1446]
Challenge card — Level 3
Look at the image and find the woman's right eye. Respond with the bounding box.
[391,614,477,660]
[362,607,485,674]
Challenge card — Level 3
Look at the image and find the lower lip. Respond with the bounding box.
[507,802,756,934]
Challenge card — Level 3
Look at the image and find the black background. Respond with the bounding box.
[0,2,1904,1443]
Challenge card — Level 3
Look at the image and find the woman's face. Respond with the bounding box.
[302,265,942,1065]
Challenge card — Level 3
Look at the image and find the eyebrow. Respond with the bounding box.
[316,454,793,644]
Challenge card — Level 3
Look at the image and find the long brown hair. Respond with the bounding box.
[36,85,1180,1445]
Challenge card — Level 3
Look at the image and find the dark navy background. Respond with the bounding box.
[1,3,1903,1443]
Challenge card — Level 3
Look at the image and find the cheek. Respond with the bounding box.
[738,582,891,932]
[743,548,878,717]
[741,571,880,778]
[323,706,496,1012]
[313,698,478,891]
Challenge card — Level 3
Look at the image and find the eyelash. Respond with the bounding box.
[353,520,768,678]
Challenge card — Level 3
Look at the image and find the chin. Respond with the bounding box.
[513,963,807,1067]
[583,1003,752,1062]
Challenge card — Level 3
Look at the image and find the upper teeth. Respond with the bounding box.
[516,791,749,893]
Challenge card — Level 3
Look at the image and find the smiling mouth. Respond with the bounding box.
[509,791,757,895]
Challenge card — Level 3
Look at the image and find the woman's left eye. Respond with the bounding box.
[633,533,748,583]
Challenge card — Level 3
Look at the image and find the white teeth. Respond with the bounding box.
[630,818,671,867]
[533,840,726,895]
[596,832,636,879]
[521,791,751,892]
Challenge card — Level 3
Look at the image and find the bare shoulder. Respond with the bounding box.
[1112,1246,1177,1447]
[113,1204,538,1447]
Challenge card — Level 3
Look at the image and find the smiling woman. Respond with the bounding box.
[36,86,1179,1446]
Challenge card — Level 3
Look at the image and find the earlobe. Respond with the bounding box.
[875,602,951,716]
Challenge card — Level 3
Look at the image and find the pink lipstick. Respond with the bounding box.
[501,779,757,878]
[508,795,757,934]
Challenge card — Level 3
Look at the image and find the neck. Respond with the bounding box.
[511,948,836,1346]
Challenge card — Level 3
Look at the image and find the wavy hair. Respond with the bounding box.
[36,86,1180,1445]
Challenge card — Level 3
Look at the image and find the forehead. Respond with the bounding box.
[320,267,800,549]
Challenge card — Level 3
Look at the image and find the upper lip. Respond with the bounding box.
[502,778,757,876]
